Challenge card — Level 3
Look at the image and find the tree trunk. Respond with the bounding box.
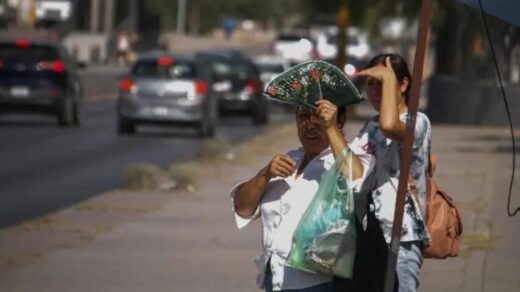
[434,0,460,75]
[336,0,349,70]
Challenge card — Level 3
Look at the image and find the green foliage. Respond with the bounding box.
[145,0,178,30]
[144,0,311,34]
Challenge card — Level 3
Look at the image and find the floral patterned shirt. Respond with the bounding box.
[349,112,431,244]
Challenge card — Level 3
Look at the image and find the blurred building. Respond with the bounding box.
[1,0,156,63]
[62,0,159,64]
[4,0,35,26]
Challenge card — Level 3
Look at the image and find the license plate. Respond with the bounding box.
[213,81,232,92]
[11,87,30,98]
[224,93,238,100]
[152,107,169,116]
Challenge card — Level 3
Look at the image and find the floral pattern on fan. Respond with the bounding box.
[264,61,364,109]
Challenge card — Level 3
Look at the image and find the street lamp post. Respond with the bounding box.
[129,0,137,32]
[177,0,187,35]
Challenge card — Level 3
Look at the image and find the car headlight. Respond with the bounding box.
[344,64,356,77]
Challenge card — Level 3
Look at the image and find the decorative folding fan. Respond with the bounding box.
[264,61,363,109]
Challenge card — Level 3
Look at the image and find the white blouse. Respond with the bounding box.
[349,113,431,244]
[230,146,373,291]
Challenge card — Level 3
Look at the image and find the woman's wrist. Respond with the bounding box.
[382,73,398,83]
[325,125,341,136]
[258,166,272,181]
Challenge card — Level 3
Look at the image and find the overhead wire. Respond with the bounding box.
[478,0,518,216]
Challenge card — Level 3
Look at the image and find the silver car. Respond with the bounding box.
[117,53,217,137]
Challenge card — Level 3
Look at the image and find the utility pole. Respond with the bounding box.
[336,0,349,71]
[177,0,187,35]
[129,0,138,32]
[103,0,115,33]
[337,0,356,119]
[89,0,100,32]
[382,0,434,291]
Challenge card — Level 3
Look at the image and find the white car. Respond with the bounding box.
[35,0,72,22]
[317,27,371,61]
[253,55,291,86]
[272,33,315,64]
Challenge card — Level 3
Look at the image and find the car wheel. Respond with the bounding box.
[118,118,136,135]
[58,99,74,127]
[72,104,80,126]
[198,117,214,138]
[283,103,294,112]
[252,106,268,126]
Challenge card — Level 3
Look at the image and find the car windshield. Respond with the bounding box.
[256,63,285,74]
[212,61,251,79]
[0,44,60,63]
[132,60,196,79]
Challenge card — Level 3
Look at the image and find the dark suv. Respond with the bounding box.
[0,39,82,126]
[117,52,217,137]
[197,50,268,125]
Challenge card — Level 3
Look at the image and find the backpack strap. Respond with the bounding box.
[428,153,438,177]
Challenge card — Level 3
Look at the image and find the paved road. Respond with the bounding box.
[0,99,292,228]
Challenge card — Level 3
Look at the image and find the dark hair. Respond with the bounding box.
[365,53,412,103]
[337,106,346,128]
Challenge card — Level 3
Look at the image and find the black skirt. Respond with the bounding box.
[334,195,399,292]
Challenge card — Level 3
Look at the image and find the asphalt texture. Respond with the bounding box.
[0,97,292,228]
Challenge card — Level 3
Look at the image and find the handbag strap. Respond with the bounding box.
[348,148,353,182]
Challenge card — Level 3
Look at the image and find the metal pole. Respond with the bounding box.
[177,0,187,35]
[103,0,115,33]
[89,0,100,32]
[382,0,433,291]
[129,0,137,32]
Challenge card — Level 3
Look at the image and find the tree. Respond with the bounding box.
[145,0,308,34]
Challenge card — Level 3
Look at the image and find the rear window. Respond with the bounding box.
[256,63,285,74]
[0,44,60,63]
[212,61,253,79]
[132,59,197,79]
[276,34,305,42]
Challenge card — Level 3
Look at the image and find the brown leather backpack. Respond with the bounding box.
[411,154,463,259]
[409,155,462,259]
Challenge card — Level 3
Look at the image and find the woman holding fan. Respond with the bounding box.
[230,97,372,291]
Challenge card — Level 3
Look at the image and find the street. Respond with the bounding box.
[0,120,518,291]
[0,92,292,228]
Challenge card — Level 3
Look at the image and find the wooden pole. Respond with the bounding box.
[336,0,349,71]
[382,0,433,291]
[103,0,115,33]
[336,0,357,119]
[89,0,101,33]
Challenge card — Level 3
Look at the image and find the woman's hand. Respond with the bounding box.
[316,99,338,131]
[355,56,397,83]
[262,154,296,179]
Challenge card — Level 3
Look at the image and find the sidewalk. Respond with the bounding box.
[0,121,518,291]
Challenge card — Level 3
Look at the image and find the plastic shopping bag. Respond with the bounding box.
[287,147,356,278]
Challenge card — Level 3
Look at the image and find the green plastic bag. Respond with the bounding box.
[287,147,357,278]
